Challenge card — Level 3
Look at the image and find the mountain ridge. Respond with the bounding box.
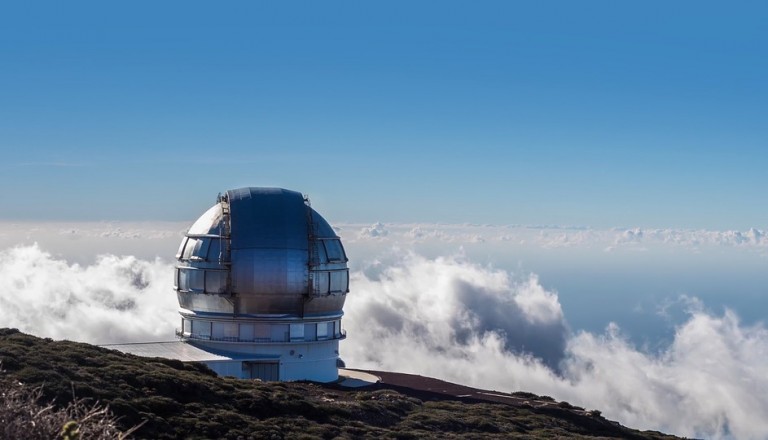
[0,328,684,439]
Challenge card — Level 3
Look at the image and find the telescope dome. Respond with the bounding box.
[175,187,349,317]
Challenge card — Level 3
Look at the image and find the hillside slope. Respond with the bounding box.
[0,329,682,439]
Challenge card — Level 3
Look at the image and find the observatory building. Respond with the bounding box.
[107,187,349,382]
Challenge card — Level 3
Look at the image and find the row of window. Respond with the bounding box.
[174,267,349,295]
[177,236,224,262]
[176,236,347,264]
[312,270,349,295]
[319,239,347,263]
[181,319,343,343]
[174,268,228,294]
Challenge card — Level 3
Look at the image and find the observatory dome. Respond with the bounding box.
[175,187,349,317]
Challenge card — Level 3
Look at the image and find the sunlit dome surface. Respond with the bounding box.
[175,187,349,317]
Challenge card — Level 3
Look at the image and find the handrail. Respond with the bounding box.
[176,328,347,344]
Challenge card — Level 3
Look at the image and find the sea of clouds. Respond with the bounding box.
[343,251,768,439]
[0,221,767,439]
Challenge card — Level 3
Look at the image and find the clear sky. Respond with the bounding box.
[2,5,768,436]
[1,1,766,228]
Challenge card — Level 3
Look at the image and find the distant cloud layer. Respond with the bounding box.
[342,222,768,252]
[2,222,768,262]
[357,222,389,238]
[1,223,767,439]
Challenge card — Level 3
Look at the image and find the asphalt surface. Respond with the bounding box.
[350,369,551,408]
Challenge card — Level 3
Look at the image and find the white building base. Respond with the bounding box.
[103,339,341,383]
[190,339,340,382]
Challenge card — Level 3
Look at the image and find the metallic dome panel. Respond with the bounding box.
[228,188,309,251]
[176,187,348,318]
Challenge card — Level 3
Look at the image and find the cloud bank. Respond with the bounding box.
[343,252,768,440]
[341,222,768,253]
[1,243,766,439]
[0,244,178,344]
[346,253,567,371]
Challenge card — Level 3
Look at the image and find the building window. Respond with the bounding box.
[176,238,188,260]
[239,323,254,342]
[192,320,212,339]
[330,270,348,294]
[314,271,330,295]
[182,238,199,260]
[181,238,211,261]
[317,322,329,340]
[323,239,346,262]
[314,240,328,263]
[255,323,271,341]
[304,323,317,341]
[290,323,305,341]
[208,238,222,262]
[271,324,289,342]
[205,270,227,294]
[178,269,190,291]
[212,322,238,341]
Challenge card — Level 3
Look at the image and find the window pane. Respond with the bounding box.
[314,271,330,295]
[208,238,222,262]
[324,240,345,262]
[182,238,198,260]
[192,320,211,338]
[317,322,329,339]
[314,240,328,263]
[178,269,190,290]
[254,323,270,340]
[240,324,254,341]
[189,269,204,291]
[271,324,289,342]
[304,323,317,341]
[176,238,188,260]
[212,322,238,340]
[205,270,227,294]
[290,323,304,341]
[198,238,211,260]
[330,271,346,293]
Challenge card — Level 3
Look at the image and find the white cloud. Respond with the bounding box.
[2,225,768,439]
[0,221,186,264]
[342,252,768,440]
[1,219,691,267]
[358,222,389,238]
[0,244,178,344]
[562,310,768,439]
[338,222,768,253]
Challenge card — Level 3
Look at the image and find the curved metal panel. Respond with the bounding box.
[187,204,225,236]
[310,209,340,239]
[175,187,349,318]
[227,188,308,251]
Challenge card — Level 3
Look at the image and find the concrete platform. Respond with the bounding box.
[337,368,381,388]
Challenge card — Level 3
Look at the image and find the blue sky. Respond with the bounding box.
[2,5,768,435]
[1,1,766,228]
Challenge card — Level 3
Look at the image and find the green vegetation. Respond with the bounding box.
[0,329,681,439]
[0,374,142,439]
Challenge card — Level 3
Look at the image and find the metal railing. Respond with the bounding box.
[176,328,346,343]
